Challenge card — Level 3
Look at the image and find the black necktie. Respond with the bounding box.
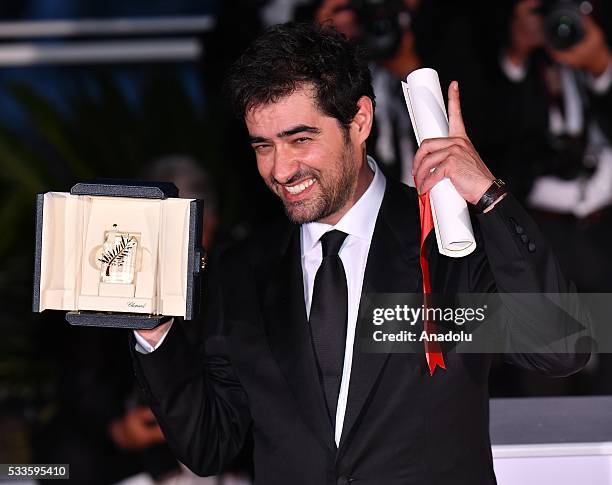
[308,230,348,427]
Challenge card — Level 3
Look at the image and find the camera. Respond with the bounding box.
[350,0,410,59]
[540,0,591,50]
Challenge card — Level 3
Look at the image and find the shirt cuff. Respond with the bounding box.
[588,61,612,94]
[500,51,527,82]
[133,319,174,354]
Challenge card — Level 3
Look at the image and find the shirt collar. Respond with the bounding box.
[301,156,386,254]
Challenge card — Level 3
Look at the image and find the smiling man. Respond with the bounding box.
[131,23,588,485]
[247,87,370,225]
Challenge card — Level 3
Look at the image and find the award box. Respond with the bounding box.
[32,180,205,329]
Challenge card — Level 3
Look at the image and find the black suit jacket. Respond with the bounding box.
[132,178,588,485]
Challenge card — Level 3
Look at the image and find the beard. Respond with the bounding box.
[269,144,359,224]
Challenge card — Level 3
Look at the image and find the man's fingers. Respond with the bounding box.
[419,161,448,195]
[447,81,467,138]
[413,137,466,172]
[414,146,456,190]
[549,47,578,66]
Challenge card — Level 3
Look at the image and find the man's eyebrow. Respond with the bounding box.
[277,125,321,138]
[249,125,321,144]
[249,135,269,144]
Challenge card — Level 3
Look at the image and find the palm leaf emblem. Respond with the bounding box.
[99,235,136,277]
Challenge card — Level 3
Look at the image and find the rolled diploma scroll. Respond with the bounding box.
[401,68,476,258]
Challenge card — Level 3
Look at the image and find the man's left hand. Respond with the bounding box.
[412,81,494,205]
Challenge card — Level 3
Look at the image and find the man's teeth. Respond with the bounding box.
[285,178,315,194]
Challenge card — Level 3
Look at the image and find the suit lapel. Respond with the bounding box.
[261,224,336,452]
[259,180,424,455]
[338,179,423,453]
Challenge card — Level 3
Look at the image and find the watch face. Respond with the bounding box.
[99,231,138,284]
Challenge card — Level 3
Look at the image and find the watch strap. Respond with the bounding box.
[474,179,507,214]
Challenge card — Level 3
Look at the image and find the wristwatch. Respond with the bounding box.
[474,179,507,214]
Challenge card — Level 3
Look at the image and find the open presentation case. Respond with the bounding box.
[32,180,205,329]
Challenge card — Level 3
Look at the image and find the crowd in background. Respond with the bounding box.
[1,0,611,483]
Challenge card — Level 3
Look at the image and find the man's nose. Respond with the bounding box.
[272,147,300,184]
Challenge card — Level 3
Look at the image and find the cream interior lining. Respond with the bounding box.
[38,192,192,316]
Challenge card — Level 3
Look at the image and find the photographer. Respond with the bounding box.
[483,0,612,294]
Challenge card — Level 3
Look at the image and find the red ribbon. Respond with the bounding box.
[418,192,446,376]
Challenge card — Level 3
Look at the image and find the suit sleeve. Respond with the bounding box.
[470,193,591,376]
[130,252,252,476]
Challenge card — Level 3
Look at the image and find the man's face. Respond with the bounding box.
[245,87,360,225]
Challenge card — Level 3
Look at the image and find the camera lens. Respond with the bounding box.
[545,3,584,50]
[351,0,404,59]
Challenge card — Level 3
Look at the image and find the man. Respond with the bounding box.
[131,23,588,484]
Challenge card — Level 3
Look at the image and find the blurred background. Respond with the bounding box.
[1,0,611,483]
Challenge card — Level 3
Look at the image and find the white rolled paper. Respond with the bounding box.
[401,68,476,258]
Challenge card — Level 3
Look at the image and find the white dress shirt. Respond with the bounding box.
[135,156,387,447]
[300,156,386,445]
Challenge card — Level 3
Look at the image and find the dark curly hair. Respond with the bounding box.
[226,22,375,133]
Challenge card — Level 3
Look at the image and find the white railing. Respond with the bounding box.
[0,16,214,65]
[0,39,201,66]
[0,16,215,38]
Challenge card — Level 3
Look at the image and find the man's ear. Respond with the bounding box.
[350,96,374,145]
